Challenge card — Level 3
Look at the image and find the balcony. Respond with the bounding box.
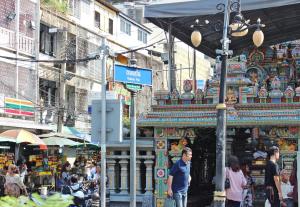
[0,27,35,56]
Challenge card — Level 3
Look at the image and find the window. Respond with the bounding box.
[143,32,147,44]
[39,24,57,57]
[138,29,147,44]
[109,18,113,35]
[69,0,80,18]
[94,11,100,28]
[120,19,131,35]
[81,0,90,17]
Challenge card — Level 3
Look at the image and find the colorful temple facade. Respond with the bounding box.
[136,42,300,207]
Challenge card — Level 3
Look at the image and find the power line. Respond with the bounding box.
[0,55,99,63]
[116,38,165,54]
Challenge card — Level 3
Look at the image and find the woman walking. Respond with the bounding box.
[241,163,255,207]
[225,156,247,207]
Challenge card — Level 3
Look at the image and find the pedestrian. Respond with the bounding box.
[289,159,298,207]
[265,146,283,207]
[241,163,255,207]
[280,169,293,207]
[4,164,27,197]
[17,158,28,183]
[61,161,71,186]
[167,147,192,207]
[225,156,247,207]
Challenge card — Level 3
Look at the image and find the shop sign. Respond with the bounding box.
[4,97,34,116]
[125,83,142,91]
[155,128,196,138]
[114,64,152,86]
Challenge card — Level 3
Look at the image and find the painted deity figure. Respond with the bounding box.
[226,88,237,104]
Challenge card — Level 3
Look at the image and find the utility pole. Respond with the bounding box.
[214,0,230,206]
[57,31,67,133]
[100,38,109,207]
[193,49,197,92]
[129,52,137,207]
[35,0,41,124]
[168,24,176,92]
[15,0,20,99]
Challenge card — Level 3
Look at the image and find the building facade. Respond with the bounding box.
[0,0,51,132]
[37,0,164,134]
[135,43,300,207]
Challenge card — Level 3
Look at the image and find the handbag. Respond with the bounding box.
[225,178,230,189]
[164,197,176,207]
[225,167,230,189]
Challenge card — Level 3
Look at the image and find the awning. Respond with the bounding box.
[0,117,52,131]
[145,0,300,57]
[49,126,86,138]
[40,137,79,146]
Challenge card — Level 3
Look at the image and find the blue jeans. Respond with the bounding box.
[226,199,241,207]
[173,192,187,207]
[283,198,294,207]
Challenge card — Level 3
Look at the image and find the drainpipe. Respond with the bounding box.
[35,0,40,123]
[15,0,20,98]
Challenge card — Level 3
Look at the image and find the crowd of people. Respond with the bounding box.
[0,155,102,207]
[59,156,102,189]
[225,146,298,207]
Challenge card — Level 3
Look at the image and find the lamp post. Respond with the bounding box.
[190,1,265,207]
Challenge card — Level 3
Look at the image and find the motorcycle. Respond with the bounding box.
[62,181,92,207]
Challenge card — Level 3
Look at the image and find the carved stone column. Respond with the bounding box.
[144,151,154,195]
[107,159,116,194]
[119,151,128,194]
[226,137,234,162]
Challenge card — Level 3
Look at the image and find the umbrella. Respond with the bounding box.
[39,132,86,143]
[40,137,79,146]
[72,143,99,150]
[0,129,47,150]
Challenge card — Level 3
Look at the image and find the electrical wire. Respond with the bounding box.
[0,55,99,63]
[116,38,165,55]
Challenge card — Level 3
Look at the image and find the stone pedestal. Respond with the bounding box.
[136,160,142,194]
[144,159,154,195]
[119,158,128,194]
[107,159,116,194]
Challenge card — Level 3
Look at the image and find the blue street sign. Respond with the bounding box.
[114,64,152,86]
[197,80,205,90]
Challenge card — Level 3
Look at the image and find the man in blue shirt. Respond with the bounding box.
[167,147,192,207]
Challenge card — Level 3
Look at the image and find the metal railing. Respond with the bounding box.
[0,27,34,55]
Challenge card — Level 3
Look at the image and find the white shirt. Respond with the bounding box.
[281,181,293,199]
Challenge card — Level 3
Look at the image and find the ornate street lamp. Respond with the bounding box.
[190,1,265,207]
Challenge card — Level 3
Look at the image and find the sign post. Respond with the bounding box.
[114,64,152,207]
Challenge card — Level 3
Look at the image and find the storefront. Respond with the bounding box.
[137,43,300,207]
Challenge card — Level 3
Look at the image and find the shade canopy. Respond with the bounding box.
[71,143,99,150]
[39,132,87,143]
[145,0,300,57]
[0,129,47,150]
[40,137,79,146]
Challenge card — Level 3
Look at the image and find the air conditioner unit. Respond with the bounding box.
[43,109,54,124]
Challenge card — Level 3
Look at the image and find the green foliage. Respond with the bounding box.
[41,0,69,13]
[123,116,130,128]
[0,193,73,207]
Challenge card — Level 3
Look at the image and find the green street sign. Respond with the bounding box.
[126,84,142,91]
